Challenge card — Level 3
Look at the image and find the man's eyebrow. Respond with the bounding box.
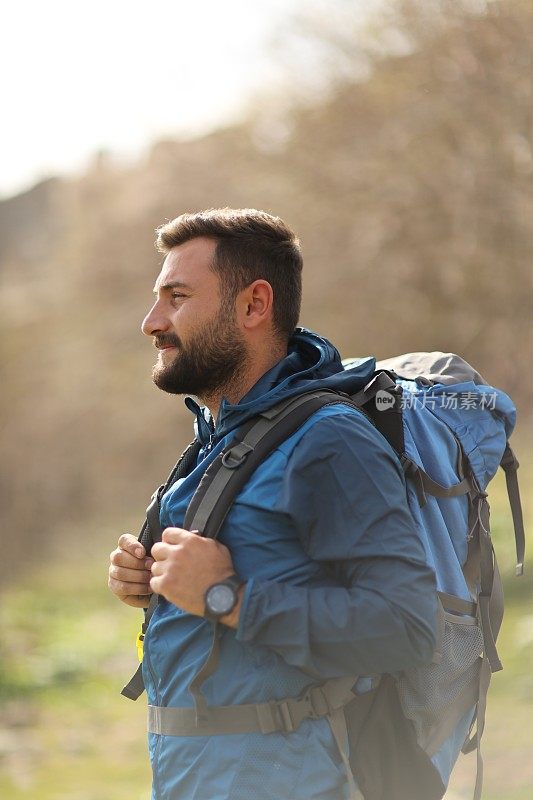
[153,280,192,294]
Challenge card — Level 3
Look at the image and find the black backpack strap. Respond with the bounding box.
[183,390,357,538]
[350,371,397,405]
[455,441,525,800]
[121,662,146,701]
[350,371,405,456]
[182,390,363,718]
[460,487,505,800]
[400,456,472,508]
[140,439,202,555]
[121,592,159,699]
[121,438,201,701]
[500,443,525,576]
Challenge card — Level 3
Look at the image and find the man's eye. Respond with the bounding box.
[171,292,186,300]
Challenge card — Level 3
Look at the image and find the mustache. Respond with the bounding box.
[154,334,181,349]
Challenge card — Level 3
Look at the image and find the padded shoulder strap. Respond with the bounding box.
[183,389,362,718]
[183,390,359,539]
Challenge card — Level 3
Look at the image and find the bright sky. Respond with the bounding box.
[0,0,300,199]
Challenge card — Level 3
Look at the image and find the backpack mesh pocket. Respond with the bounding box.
[396,613,483,755]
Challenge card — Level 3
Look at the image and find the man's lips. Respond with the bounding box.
[154,338,180,351]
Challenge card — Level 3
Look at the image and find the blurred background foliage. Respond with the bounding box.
[0,0,532,797]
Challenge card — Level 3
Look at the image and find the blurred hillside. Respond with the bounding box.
[1,0,532,574]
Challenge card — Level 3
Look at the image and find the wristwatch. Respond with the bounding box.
[204,574,243,623]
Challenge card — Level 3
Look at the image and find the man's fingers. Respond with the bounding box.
[151,541,178,561]
[109,576,154,597]
[118,533,146,559]
[108,536,155,607]
[110,548,154,570]
[120,594,153,609]
[109,565,153,584]
[161,527,198,545]
[150,560,165,577]
[150,529,200,560]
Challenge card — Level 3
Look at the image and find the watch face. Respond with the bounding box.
[206,584,235,616]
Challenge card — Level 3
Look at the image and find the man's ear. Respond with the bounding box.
[237,280,274,330]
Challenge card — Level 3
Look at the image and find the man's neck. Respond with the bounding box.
[201,342,288,422]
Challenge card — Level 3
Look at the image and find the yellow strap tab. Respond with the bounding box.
[136,631,145,662]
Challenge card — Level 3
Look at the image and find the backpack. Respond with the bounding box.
[122,351,525,800]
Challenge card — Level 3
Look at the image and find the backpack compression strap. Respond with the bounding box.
[500,443,525,576]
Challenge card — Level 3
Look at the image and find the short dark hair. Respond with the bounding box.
[156,208,302,339]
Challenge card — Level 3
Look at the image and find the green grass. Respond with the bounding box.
[0,561,152,800]
[0,446,531,800]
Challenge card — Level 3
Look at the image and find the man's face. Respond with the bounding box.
[141,237,247,398]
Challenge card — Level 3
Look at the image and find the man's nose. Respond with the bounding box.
[141,301,169,336]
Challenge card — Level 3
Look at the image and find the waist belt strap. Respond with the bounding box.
[148,676,360,737]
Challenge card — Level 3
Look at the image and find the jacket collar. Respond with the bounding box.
[184,328,376,445]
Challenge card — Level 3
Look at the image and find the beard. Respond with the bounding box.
[152,305,248,399]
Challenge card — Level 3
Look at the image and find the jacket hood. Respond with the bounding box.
[185,328,376,445]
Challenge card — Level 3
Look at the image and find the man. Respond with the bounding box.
[108,208,437,800]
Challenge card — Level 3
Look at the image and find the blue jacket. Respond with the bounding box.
[144,329,438,800]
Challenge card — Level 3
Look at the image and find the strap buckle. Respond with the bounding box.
[256,699,295,734]
[255,687,332,734]
[306,685,332,717]
[221,442,254,469]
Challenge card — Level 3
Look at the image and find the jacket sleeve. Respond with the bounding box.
[235,408,438,678]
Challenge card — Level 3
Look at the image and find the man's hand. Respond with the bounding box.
[108,533,154,608]
[150,528,243,627]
